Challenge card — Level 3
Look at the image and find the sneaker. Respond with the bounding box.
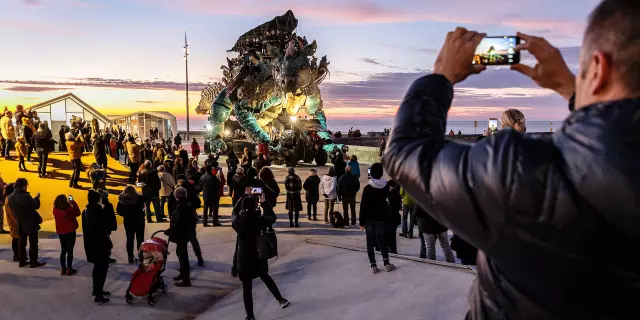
[94,296,110,304]
[30,261,46,268]
[371,266,379,274]
[279,299,290,309]
[385,264,395,272]
[67,268,78,276]
[313,217,318,221]
[128,257,135,264]
[92,291,110,297]
[398,232,407,238]
[295,223,300,228]
[231,270,238,278]
[60,268,67,276]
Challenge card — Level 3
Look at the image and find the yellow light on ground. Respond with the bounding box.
[290,116,297,122]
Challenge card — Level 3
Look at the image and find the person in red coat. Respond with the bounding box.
[191,138,200,159]
[53,194,81,275]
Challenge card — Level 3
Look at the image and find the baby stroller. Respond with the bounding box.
[125,230,169,306]
[86,163,106,190]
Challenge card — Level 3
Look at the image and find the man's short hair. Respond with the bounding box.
[14,178,28,190]
[205,165,213,173]
[583,0,640,93]
[370,163,383,179]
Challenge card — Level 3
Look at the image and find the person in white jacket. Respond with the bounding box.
[319,166,338,225]
[157,165,176,214]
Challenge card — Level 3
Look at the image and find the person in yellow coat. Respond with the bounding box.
[3,183,20,262]
[15,137,28,171]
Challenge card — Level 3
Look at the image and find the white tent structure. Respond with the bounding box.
[108,111,177,140]
[29,93,111,138]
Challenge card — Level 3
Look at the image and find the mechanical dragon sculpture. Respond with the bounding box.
[196,10,345,162]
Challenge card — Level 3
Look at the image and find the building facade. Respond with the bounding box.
[108,111,177,140]
[29,93,111,139]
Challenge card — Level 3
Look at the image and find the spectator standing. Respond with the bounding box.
[319,167,338,225]
[22,118,34,163]
[14,105,25,137]
[258,167,280,209]
[337,166,360,227]
[92,134,108,176]
[241,147,253,171]
[386,180,402,254]
[173,157,185,180]
[4,183,20,261]
[232,196,289,319]
[199,165,220,227]
[177,176,204,267]
[166,187,196,287]
[347,155,361,179]
[179,147,189,170]
[226,149,240,170]
[399,187,416,239]
[66,133,84,188]
[82,190,114,303]
[8,178,46,268]
[158,165,176,218]
[53,194,81,275]
[303,169,321,221]
[139,160,165,223]
[109,138,117,159]
[33,123,52,178]
[15,137,28,171]
[253,153,268,174]
[359,163,394,273]
[173,134,182,148]
[414,205,455,262]
[284,167,302,228]
[58,125,67,152]
[332,153,346,181]
[232,168,248,206]
[501,109,527,132]
[0,175,6,234]
[191,138,200,159]
[116,186,146,264]
[126,137,142,184]
[1,110,15,159]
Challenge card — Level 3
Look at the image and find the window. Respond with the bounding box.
[65,99,83,112]
[36,105,51,113]
[51,101,66,121]
[84,111,94,122]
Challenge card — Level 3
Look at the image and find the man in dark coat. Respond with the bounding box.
[92,134,108,176]
[8,178,45,268]
[138,160,165,223]
[383,3,640,318]
[116,186,147,264]
[23,120,35,161]
[284,167,302,228]
[177,175,204,266]
[337,166,360,226]
[198,165,220,227]
[303,169,321,221]
[82,189,114,303]
[58,126,67,152]
[331,154,346,181]
[174,134,182,148]
[165,187,196,287]
[32,123,52,178]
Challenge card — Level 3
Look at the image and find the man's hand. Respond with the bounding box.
[511,32,575,101]
[433,27,487,84]
[360,226,365,231]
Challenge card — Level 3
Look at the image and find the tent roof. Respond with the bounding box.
[29,92,111,124]
[107,111,176,121]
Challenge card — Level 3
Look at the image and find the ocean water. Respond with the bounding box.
[327,119,563,134]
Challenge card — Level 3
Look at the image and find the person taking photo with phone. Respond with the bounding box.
[53,194,81,275]
[383,1,640,318]
[8,178,46,268]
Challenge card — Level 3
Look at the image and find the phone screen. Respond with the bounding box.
[68,195,73,201]
[251,187,263,194]
[473,36,520,65]
[488,118,499,133]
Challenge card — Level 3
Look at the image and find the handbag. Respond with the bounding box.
[257,228,278,260]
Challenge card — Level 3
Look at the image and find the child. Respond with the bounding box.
[15,137,27,171]
[303,168,321,221]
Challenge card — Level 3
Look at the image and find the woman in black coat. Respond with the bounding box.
[116,186,146,264]
[284,167,303,228]
[165,187,196,287]
[415,205,455,263]
[82,190,114,303]
[258,167,280,209]
[303,169,321,220]
[232,196,289,319]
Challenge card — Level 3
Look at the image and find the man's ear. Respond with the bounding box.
[589,51,613,95]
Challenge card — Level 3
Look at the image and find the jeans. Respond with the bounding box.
[37,151,48,176]
[401,204,415,236]
[59,232,76,269]
[365,221,390,266]
[70,158,82,186]
[324,198,336,223]
[4,139,13,157]
[129,162,139,184]
[203,199,220,226]
[92,261,109,296]
[18,156,27,171]
[420,232,455,263]
[307,203,317,219]
[242,274,284,319]
[26,145,33,162]
[19,231,38,265]
[385,223,398,254]
[12,238,19,260]
[145,197,163,221]
[190,229,202,260]
[176,242,191,283]
[125,227,144,259]
[341,196,357,225]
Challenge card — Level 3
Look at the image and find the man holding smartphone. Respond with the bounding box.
[8,178,46,268]
[384,0,640,319]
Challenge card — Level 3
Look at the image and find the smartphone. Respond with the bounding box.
[367,168,371,179]
[473,36,520,65]
[68,195,74,201]
[136,182,143,187]
[251,187,263,194]
[488,118,499,134]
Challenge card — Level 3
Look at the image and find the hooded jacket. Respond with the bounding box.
[116,189,146,230]
[319,175,337,200]
[383,74,640,320]
[358,178,389,226]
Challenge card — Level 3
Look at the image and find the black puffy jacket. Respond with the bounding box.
[383,74,640,320]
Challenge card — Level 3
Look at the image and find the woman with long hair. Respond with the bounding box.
[172,157,185,180]
[319,166,338,224]
[258,167,280,209]
[501,109,527,133]
[53,194,81,275]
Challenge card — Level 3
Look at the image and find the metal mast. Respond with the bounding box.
[184,31,190,140]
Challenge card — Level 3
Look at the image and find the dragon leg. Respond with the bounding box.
[234,94,283,144]
[208,88,233,151]
[305,92,344,157]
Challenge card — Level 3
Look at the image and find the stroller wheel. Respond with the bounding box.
[125,295,133,304]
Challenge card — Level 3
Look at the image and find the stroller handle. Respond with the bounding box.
[152,230,167,238]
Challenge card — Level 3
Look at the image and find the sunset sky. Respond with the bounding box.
[0,0,600,130]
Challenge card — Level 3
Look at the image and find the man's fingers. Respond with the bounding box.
[452,27,468,39]
[510,64,535,78]
[514,42,530,52]
[470,32,486,47]
[517,32,536,42]
[471,65,486,75]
